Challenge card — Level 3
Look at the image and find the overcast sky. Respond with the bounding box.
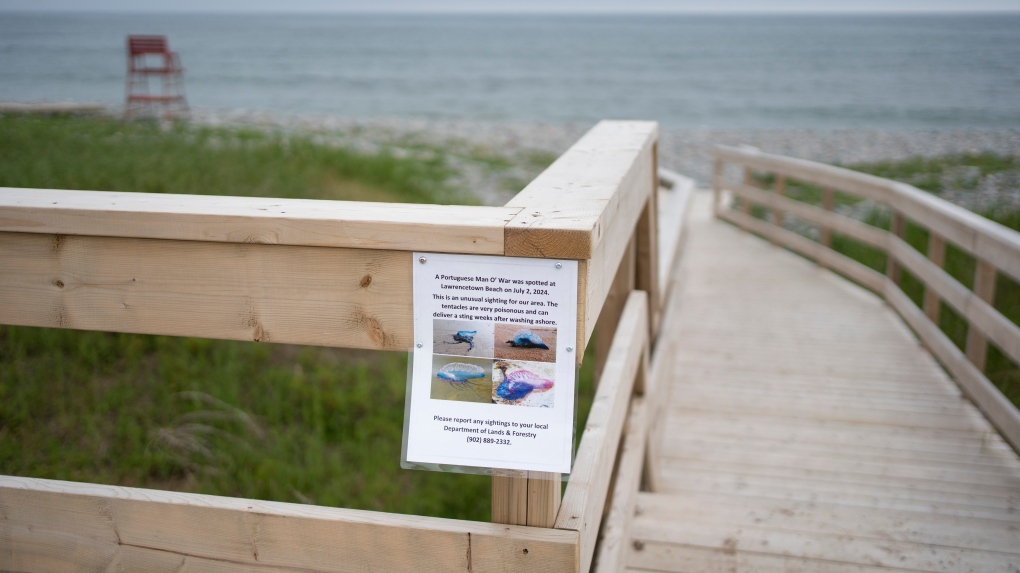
[1,0,1018,13]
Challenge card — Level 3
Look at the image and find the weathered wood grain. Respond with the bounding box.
[504,121,656,353]
[593,396,650,573]
[527,472,562,528]
[630,492,1020,572]
[0,187,518,254]
[628,194,1020,572]
[0,476,578,573]
[492,473,529,526]
[0,231,413,350]
[556,291,648,573]
[505,120,657,260]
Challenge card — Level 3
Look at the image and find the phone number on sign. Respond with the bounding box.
[467,436,512,445]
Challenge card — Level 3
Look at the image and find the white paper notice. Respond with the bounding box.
[404,252,579,474]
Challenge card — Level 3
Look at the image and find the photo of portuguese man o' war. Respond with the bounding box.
[492,360,555,408]
[433,319,495,358]
[494,324,557,363]
[430,355,493,404]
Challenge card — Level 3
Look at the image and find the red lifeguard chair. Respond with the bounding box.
[124,35,188,120]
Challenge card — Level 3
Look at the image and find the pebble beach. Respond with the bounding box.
[188,109,1020,211]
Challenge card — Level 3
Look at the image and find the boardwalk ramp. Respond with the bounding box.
[625,190,1020,572]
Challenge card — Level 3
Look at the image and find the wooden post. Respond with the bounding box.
[492,473,529,525]
[2,475,580,572]
[887,211,906,284]
[526,472,562,527]
[966,259,998,372]
[924,234,946,323]
[492,471,561,528]
[818,187,835,269]
[819,187,835,248]
[556,292,648,573]
[770,173,787,244]
[594,235,636,389]
[635,194,661,343]
[711,158,723,217]
[739,166,753,231]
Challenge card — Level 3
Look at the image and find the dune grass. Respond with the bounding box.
[0,114,592,521]
[0,114,462,204]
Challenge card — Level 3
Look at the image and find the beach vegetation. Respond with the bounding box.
[0,114,594,521]
[0,114,465,204]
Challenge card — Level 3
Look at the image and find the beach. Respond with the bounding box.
[186,108,1020,211]
[4,12,1017,209]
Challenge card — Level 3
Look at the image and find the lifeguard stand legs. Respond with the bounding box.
[124,37,189,121]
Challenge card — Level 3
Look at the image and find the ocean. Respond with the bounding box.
[1,12,1018,129]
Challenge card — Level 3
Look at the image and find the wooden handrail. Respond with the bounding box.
[715,145,1020,282]
[0,476,579,572]
[713,144,1020,452]
[0,120,658,359]
[0,120,691,573]
[0,188,518,253]
[488,121,658,531]
[556,291,648,573]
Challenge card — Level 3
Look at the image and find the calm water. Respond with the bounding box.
[1,12,1018,128]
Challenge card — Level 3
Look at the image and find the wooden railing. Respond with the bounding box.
[713,144,1020,452]
[0,121,695,572]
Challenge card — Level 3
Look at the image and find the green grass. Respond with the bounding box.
[749,153,1020,408]
[0,114,464,204]
[850,153,1020,196]
[0,114,594,521]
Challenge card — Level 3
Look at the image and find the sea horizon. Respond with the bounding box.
[2,12,1018,130]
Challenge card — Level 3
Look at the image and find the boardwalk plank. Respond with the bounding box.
[628,191,1020,572]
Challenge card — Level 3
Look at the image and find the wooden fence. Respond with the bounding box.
[712,144,1020,452]
[0,121,695,572]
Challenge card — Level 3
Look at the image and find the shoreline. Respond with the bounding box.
[6,104,1018,209]
[189,108,1020,167]
[189,109,1020,210]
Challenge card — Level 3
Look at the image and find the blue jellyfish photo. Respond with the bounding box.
[430,356,493,403]
[495,324,557,363]
[451,330,477,350]
[492,360,555,407]
[437,362,485,382]
[432,319,494,357]
[507,329,549,349]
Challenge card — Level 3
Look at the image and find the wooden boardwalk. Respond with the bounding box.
[626,191,1020,572]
